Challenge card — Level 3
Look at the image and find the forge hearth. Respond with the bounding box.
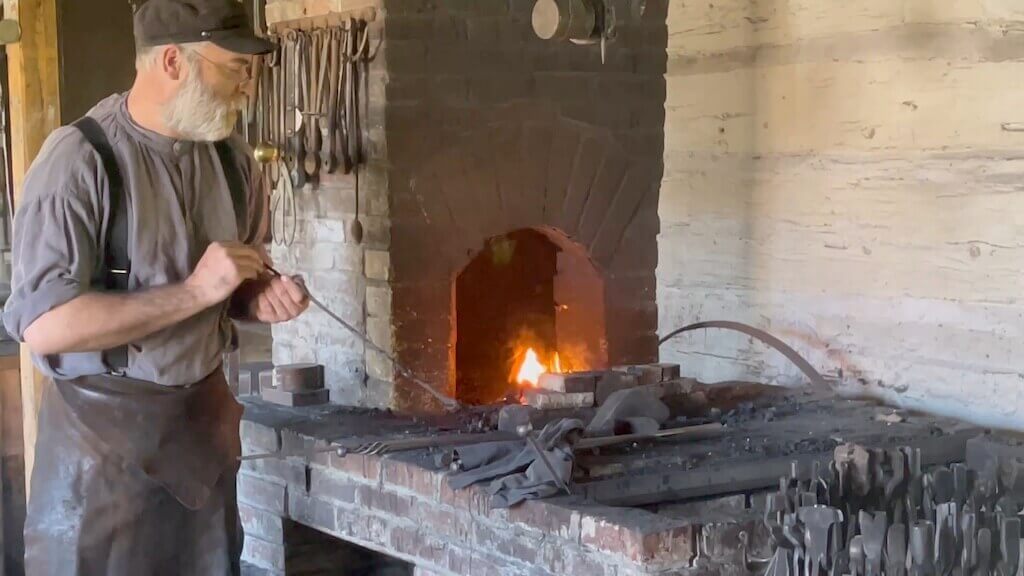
[455,228,607,405]
[237,379,994,576]
[269,0,667,412]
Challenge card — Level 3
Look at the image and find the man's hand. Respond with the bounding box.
[186,242,265,306]
[248,274,309,323]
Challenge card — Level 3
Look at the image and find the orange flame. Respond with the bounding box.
[514,348,565,387]
[515,348,546,387]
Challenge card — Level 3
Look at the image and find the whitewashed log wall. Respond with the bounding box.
[657,0,1024,430]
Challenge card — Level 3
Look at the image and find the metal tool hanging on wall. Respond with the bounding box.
[250,19,376,246]
[531,0,617,63]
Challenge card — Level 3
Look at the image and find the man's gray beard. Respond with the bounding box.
[163,61,243,142]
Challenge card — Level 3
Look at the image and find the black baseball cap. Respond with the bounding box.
[134,0,276,55]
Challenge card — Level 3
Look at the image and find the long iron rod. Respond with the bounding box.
[265,265,462,411]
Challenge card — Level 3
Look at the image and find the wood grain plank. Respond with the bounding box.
[5,0,61,498]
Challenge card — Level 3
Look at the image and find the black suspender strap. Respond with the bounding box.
[73,116,130,292]
[71,117,248,373]
[214,140,248,236]
[73,116,130,371]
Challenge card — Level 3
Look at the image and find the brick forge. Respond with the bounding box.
[237,391,987,576]
[393,103,664,409]
[237,415,699,576]
[252,0,672,573]
[268,0,668,412]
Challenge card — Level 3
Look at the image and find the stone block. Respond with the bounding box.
[272,363,324,392]
[364,377,395,409]
[259,370,275,394]
[473,521,541,566]
[329,448,382,479]
[261,387,331,407]
[242,536,285,572]
[614,363,680,385]
[239,362,274,396]
[287,491,338,534]
[240,456,307,489]
[523,389,594,410]
[538,371,600,394]
[382,458,441,500]
[238,473,287,515]
[365,250,391,280]
[355,484,414,517]
[389,526,448,567]
[700,513,773,564]
[595,371,640,405]
[366,317,394,355]
[412,500,472,541]
[655,363,682,380]
[239,502,284,542]
[309,468,359,504]
[506,500,582,542]
[241,420,281,454]
[580,514,695,564]
[365,349,395,382]
[366,285,392,317]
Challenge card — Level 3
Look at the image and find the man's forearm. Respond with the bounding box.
[23,283,213,355]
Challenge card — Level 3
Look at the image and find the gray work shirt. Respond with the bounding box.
[3,93,266,386]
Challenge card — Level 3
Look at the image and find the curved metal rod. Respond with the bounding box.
[658,320,830,391]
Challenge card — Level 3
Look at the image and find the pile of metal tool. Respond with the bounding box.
[248,20,375,246]
[758,444,1023,575]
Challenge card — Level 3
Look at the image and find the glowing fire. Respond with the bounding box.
[514,348,563,387]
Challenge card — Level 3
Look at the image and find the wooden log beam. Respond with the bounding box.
[4,0,61,495]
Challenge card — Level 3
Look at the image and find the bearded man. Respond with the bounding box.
[2,1,308,574]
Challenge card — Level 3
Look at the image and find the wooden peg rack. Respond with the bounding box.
[265,0,378,32]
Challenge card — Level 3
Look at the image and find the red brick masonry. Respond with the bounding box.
[238,417,699,575]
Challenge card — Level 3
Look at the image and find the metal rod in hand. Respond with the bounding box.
[264,265,462,411]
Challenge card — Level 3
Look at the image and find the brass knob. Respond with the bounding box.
[532,0,596,42]
[253,143,280,165]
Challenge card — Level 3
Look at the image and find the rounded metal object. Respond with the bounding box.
[532,0,596,42]
[349,218,364,244]
[253,143,280,164]
[304,153,319,175]
[516,423,533,438]
[532,0,567,40]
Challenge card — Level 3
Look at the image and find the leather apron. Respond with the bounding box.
[24,369,244,576]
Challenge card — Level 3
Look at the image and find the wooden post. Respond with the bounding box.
[4,0,61,495]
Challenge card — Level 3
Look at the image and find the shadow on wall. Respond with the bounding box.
[57,0,136,121]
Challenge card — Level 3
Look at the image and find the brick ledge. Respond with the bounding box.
[239,403,699,573]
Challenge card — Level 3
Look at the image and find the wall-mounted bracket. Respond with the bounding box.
[0,19,21,44]
[531,0,617,64]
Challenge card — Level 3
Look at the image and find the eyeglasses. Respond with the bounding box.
[190,49,254,82]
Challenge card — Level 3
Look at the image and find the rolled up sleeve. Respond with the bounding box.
[3,193,98,341]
